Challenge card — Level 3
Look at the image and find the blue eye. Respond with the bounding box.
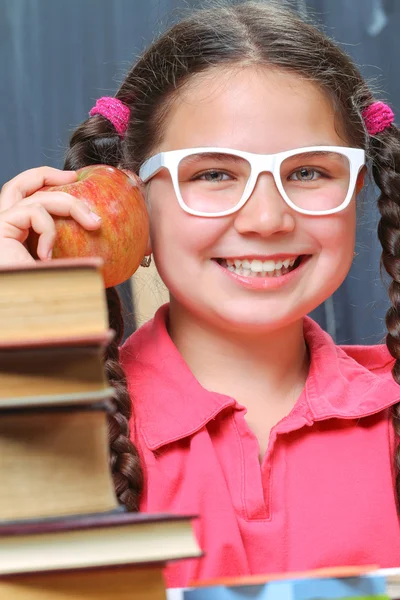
[195,170,231,182]
[289,168,322,182]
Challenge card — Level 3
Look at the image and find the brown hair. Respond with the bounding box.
[64,0,400,509]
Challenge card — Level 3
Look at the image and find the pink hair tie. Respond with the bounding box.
[362,101,395,135]
[89,96,130,139]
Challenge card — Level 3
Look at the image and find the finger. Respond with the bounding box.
[0,240,36,267]
[0,167,77,210]
[20,192,102,230]
[0,203,57,261]
[30,206,58,261]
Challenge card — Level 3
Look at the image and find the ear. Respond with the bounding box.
[356,166,367,195]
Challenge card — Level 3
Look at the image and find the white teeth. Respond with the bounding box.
[263,260,275,272]
[223,257,298,270]
[250,260,264,273]
[220,256,300,278]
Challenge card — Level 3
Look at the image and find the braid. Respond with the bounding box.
[64,115,123,170]
[370,125,400,508]
[63,114,143,511]
[105,288,143,511]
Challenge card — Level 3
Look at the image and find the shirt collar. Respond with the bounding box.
[121,304,235,450]
[303,317,400,420]
[121,305,400,450]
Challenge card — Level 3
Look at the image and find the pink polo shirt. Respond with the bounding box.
[120,304,400,588]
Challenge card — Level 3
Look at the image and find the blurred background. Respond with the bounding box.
[1,0,398,344]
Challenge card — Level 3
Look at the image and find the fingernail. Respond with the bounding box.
[47,249,53,259]
[89,211,102,222]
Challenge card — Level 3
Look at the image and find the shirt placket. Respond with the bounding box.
[231,408,271,521]
[230,400,313,522]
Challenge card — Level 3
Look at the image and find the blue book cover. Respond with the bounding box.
[183,574,387,600]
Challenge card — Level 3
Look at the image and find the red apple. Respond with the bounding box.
[29,165,149,288]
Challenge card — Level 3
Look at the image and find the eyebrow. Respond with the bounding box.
[287,151,346,160]
[182,152,247,163]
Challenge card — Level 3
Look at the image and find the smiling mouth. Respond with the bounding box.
[214,256,307,278]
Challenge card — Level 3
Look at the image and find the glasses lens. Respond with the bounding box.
[280,151,351,212]
[177,152,251,214]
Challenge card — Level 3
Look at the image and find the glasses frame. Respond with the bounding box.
[139,145,366,217]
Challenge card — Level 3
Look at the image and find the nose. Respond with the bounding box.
[233,172,296,236]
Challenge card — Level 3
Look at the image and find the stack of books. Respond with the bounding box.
[0,258,201,599]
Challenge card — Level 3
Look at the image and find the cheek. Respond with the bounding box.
[311,204,356,265]
[147,183,228,260]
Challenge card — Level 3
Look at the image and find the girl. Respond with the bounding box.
[1,0,400,588]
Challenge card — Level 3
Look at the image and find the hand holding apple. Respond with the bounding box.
[28,165,149,288]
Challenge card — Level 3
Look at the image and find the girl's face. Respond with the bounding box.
[145,67,361,334]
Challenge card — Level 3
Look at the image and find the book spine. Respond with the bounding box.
[0,330,115,350]
[0,506,126,528]
[0,396,116,415]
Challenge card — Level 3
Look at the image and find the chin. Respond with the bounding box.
[206,302,302,335]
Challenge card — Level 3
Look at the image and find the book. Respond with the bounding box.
[0,333,115,408]
[0,564,167,600]
[183,576,387,599]
[0,512,202,575]
[0,258,109,344]
[0,404,118,520]
[183,566,400,600]
[191,565,380,587]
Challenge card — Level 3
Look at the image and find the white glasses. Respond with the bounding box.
[139,146,365,217]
